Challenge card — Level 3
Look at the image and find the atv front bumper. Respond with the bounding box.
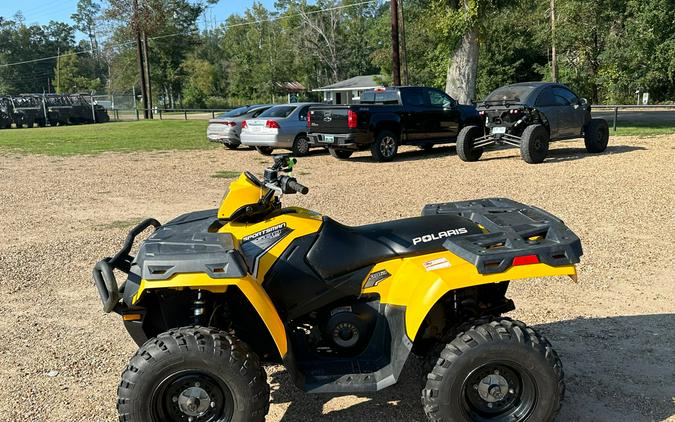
[92,218,161,313]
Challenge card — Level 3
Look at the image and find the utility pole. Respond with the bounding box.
[550,0,558,82]
[56,48,61,94]
[142,32,153,119]
[398,0,409,85]
[390,0,401,86]
[133,0,151,119]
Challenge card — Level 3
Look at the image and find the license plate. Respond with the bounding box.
[322,135,334,143]
[249,126,262,132]
[491,126,506,134]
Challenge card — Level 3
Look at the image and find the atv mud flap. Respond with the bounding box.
[92,218,161,313]
[422,198,582,274]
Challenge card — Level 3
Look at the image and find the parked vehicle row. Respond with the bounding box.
[0,94,109,129]
[207,83,608,164]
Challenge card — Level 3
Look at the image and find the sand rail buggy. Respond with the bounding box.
[457,82,609,163]
[93,156,582,422]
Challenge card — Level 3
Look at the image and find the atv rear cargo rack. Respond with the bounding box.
[422,198,582,275]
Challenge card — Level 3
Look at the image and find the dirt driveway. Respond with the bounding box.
[0,136,673,422]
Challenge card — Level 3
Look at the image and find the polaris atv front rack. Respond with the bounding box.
[423,198,582,275]
[92,218,161,313]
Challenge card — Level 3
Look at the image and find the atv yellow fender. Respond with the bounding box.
[132,273,288,357]
[363,250,577,340]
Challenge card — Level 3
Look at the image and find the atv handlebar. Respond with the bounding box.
[285,178,309,195]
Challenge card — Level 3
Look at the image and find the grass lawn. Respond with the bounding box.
[608,122,675,137]
[0,120,216,155]
[0,119,672,156]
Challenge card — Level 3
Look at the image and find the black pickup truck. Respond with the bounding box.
[307,86,481,161]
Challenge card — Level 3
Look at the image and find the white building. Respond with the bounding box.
[313,75,383,104]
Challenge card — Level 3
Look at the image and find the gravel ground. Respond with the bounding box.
[0,136,673,422]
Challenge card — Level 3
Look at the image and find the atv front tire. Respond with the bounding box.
[328,148,353,159]
[117,326,270,422]
[456,125,484,162]
[422,318,564,422]
[256,146,274,156]
[584,118,609,153]
[520,124,549,164]
[371,130,399,162]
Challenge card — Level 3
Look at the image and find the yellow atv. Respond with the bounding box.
[93,155,582,422]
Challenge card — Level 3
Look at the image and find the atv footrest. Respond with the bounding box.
[422,198,582,274]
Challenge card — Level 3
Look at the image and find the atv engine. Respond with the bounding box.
[299,300,378,356]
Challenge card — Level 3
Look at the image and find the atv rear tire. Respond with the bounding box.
[422,318,564,422]
[117,326,270,422]
[456,125,484,162]
[256,146,274,156]
[584,118,609,153]
[371,130,399,162]
[328,148,353,159]
[292,134,311,156]
[520,124,549,164]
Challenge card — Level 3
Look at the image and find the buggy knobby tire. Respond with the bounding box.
[456,126,484,162]
[328,148,353,159]
[117,326,270,422]
[255,146,274,156]
[422,318,564,422]
[584,118,609,153]
[520,124,549,164]
[292,134,311,156]
[371,130,399,162]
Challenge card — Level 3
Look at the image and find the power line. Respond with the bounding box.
[0,0,383,68]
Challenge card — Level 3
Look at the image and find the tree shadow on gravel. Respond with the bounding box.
[270,314,675,422]
[479,145,646,163]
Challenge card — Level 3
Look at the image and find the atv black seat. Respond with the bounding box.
[422,198,582,274]
[306,215,483,280]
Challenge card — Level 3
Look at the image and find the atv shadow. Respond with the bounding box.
[270,314,675,422]
[479,144,646,163]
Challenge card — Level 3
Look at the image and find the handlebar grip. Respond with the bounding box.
[288,179,309,195]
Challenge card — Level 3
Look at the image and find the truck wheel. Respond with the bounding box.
[371,130,399,162]
[255,146,274,156]
[456,125,484,162]
[422,318,564,422]
[520,124,549,164]
[117,326,270,422]
[584,118,609,153]
[292,134,310,156]
[328,148,353,159]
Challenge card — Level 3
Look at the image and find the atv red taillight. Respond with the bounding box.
[512,255,540,266]
[266,120,280,129]
[241,120,248,128]
[347,109,357,129]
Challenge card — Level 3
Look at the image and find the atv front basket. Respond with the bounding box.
[422,198,582,274]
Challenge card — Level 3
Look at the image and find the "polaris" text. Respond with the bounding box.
[412,227,468,245]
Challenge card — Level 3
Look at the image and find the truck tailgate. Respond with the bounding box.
[309,106,351,134]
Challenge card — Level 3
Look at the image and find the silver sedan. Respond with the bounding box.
[240,103,321,156]
[207,105,271,149]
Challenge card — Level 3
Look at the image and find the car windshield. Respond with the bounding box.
[259,105,296,118]
[219,106,252,118]
[483,85,536,104]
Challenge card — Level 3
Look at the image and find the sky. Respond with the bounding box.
[0,0,277,37]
